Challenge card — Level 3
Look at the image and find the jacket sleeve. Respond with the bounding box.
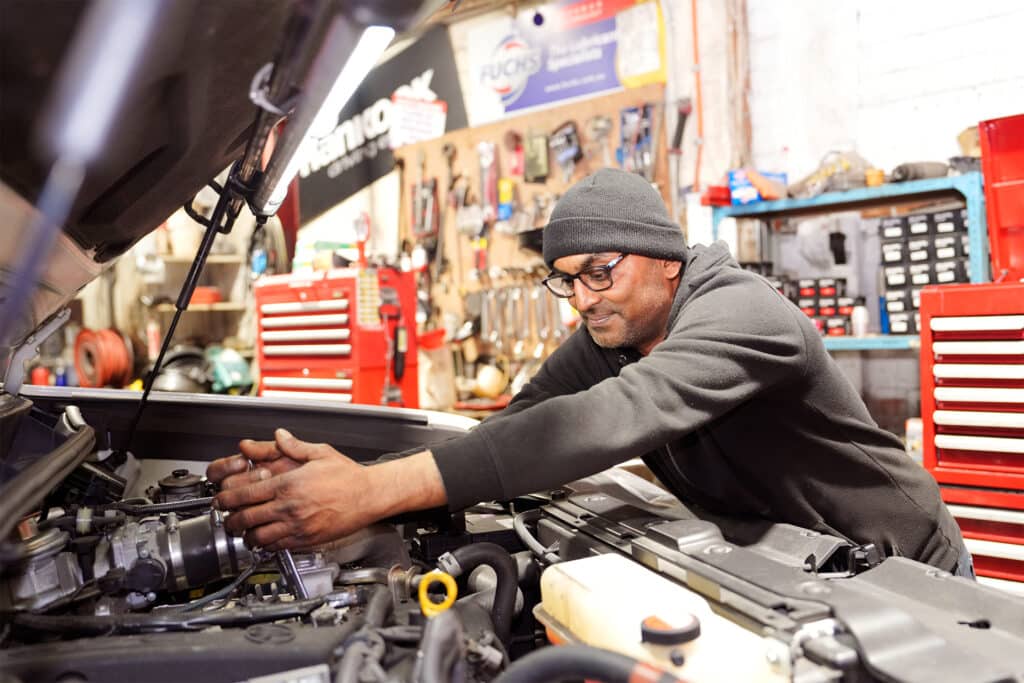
[431,279,810,510]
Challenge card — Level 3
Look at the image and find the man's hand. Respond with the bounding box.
[208,429,447,551]
[207,431,308,492]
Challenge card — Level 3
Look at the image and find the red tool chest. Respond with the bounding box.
[980,113,1024,282]
[920,282,1024,590]
[254,267,418,408]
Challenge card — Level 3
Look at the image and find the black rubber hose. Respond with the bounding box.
[449,542,516,646]
[494,645,686,683]
[418,608,465,683]
[364,584,393,628]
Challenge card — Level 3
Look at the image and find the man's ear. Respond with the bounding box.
[661,259,683,279]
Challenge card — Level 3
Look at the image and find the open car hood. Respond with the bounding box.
[0,0,441,371]
[0,0,297,365]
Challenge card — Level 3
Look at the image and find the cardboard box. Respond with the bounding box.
[728,169,788,205]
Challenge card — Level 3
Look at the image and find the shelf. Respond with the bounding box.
[822,335,919,352]
[161,254,245,264]
[711,171,989,282]
[154,302,247,313]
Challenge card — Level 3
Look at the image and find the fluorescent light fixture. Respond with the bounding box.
[308,25,396,139]
[255,23,395,215]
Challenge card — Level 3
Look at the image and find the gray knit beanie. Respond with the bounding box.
[542,168,688,268]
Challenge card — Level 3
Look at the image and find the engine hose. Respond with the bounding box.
[443,542,516,647]
[105,497,215,515]
[174,561,259,612]
[493,645,688,683]
[513,509,559,564]
[417,608,466,683]
[38,511,126,533]
[363,584,393,628]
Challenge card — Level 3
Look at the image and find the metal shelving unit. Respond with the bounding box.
[711,172,988,352]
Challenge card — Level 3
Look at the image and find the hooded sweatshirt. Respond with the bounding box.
[432,242,964,571]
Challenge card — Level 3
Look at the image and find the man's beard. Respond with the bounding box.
[585,310,661,350]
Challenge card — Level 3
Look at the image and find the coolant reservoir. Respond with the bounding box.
[534,553,785,682]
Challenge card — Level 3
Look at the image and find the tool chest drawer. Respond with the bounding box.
[254,268,418,407]
[921,284,1024,490]
[941,486,1024,592]
[922,283,1024,591]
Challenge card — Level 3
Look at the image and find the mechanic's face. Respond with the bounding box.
[551,252,682,355]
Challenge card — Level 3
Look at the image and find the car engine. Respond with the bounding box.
[4,398,1024,683]
[1,448,538,683]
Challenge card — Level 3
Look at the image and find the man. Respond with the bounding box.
[210,168,970,576]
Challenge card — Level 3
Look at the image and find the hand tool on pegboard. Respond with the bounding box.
[475,142,499,279]
[584,115,614,167]
[524,128,549,183]
[504,130,524,176]
[379,286,407,407]
[617,104,655,179]
[549,121,583,183]
[432,142,459,287]
[667,98,692,223]
[412,148,438,241]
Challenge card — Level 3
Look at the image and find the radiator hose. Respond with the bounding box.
[437,542,516,646]
[494,644,687,683]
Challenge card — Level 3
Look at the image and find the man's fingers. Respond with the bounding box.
[244,522,295,550]
[274,428,329,462]
[220,468,271,491]
[206,455,250,485]
[215,477,277,510]
[239,439,284,462]
[223,500,282,535]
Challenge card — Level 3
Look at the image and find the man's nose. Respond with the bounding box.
[571,279,600,310]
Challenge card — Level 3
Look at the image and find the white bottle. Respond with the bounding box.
[851,297,870,337]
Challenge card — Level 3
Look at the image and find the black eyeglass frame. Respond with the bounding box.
[542,253,628,298]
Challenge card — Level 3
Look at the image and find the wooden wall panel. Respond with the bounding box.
[393,83,668,322]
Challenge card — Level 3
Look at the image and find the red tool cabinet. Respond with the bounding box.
[980,113,1024,282]
[254,267,418,408]
[920,282,1024,589]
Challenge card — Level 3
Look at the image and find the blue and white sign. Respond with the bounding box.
[459,0,665,126]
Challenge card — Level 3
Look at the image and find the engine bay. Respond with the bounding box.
[4,394,1024,683]
[0,401,538,683]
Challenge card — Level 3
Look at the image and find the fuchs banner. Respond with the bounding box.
[297,25,468,223]
[458,0,666,126]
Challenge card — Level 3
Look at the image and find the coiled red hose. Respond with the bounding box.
[74,328,133,387]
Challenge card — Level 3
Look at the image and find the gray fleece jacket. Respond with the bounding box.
[432,241,964,570]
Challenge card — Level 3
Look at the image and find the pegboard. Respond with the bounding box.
[393,83,668,323]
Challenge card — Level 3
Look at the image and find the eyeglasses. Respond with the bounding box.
[542,254,628,298]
